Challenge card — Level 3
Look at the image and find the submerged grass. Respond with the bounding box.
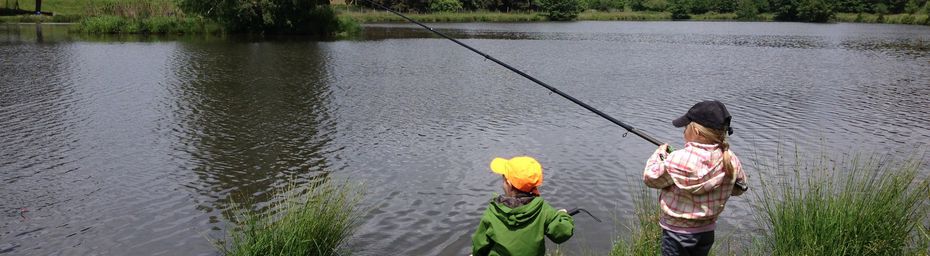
[219,179,365,256]
[756,153,930,255]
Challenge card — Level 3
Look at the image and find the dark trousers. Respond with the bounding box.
[661,229,714,256]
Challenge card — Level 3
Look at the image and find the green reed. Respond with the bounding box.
[219,179,364,256]
[756,153,930,255]
[610,188,662,256]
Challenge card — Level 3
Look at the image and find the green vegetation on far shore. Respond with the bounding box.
[3,0,929,35]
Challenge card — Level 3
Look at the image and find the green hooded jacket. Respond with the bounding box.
[471,196,574,256]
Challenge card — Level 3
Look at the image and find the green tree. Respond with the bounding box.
[641,0,668,11]
[178,0,340,34]
[667,0,690,19]
[585,0,624,11]
[771,0,799,20]
[736,0,760,20]
[874,2,890,14]
[904,0,920,13]
[538,0,583,20]
[430,0,464,12]
[796,0,833,22]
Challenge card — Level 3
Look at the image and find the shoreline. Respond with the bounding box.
[2,11,928,34]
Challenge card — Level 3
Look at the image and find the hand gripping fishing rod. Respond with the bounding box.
[358,0,667,148]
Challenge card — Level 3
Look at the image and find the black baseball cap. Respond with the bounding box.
[672,100,734,135]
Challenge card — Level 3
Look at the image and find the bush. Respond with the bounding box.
[429,0,464,12]
[79,16,127,33]
[667,0,690,19]
[757,154,930,255]
[796,0,833,22]
[772,0,833,22]
[336,16,362,37]
[538,0,584,20]
[178,0,343,35]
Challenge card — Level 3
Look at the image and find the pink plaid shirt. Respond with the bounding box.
[643,142,747,233]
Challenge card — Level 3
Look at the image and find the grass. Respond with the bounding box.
[609,188,662,256]
[78,15,222,34]
[756,153,930,255]
[218,179,365,256]
[835,12,930,25]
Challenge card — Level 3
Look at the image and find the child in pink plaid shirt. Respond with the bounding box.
[643,100,748,256]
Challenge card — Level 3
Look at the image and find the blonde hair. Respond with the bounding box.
[688,122,734,177]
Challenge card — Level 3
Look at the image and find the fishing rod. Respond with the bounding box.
[357,0,668,148]
[359,1,750,192]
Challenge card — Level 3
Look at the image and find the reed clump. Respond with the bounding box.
[757,153,930,255]
[609,188,662,256]
[219,179,365,256]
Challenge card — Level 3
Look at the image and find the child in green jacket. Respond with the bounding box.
[471,156,575,256]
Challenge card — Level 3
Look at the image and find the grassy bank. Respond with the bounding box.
[610,152,930,255]
[77,15,221,34]
[219,179,364,256]
[835,13,930,25]
[1,0,220,33]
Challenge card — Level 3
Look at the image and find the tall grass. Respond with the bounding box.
[757,153,930,255]
[610,188,662,256]
[84,0,179,19]
[219,179,365,256]
[78,15,222,34]
[835,13,930,25]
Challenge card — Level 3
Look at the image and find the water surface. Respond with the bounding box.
[2,21,930,255]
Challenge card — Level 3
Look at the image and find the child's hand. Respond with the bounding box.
[655,144,670,160]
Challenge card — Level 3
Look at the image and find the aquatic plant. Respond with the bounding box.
[756,153,930,255]
[219,179,365,256]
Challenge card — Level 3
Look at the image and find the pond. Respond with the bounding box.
[1,21,929,255]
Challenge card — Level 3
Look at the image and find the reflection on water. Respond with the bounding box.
[1,22,930,255]
[166,40,337,212]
